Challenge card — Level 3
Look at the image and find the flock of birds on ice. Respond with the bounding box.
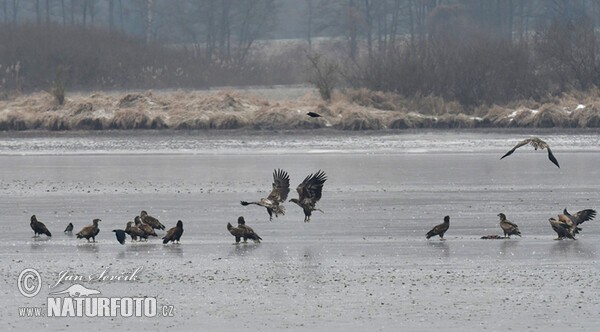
[27,137,596,244]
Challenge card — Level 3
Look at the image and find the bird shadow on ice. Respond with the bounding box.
[499,239,520,255]
[29,237,51,250]
[76,243,100,254]
[427,241,450,258]
[550,240,595,259]
[162,244,184,257]
[229,243,260,257]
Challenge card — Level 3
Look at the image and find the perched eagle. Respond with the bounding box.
[125,221,146,242]
[289,170,327,222]
[426,216,450,240]
[163,220,184,244]
[135,216,157,237]
[227,217,262,244]
[140,210,166,230]
[125,221,148,242]
[30,215,52,237]
[112,229,127,245]
[64,222,73,233]
[307,111,321,118]
[241,169,290,221]
[76,219,100,242]
[500,137,559,168]
[498,213,521,238]
[549,208,596,240]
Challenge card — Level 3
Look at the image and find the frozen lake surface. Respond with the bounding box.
[1,130,600,330]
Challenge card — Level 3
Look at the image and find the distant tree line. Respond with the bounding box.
[2,0,600,106]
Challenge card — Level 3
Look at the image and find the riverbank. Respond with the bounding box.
[2,87,600,131]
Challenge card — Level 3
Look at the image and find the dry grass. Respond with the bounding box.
[1,88,600,131]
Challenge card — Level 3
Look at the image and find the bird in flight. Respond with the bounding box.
[241,169,290,221]
[500,137,559,168]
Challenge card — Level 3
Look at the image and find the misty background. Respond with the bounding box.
[2,0,600,108]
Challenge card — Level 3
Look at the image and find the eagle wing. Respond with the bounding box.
[572,209,597,225]
[296,170,327,203]
[35,221,52,237]
[267,169,290,203]
[500,138,532,159]
[546,147,560,168]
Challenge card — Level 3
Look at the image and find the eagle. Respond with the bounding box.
[289,170,327,222]
[500,137,559,168]
[76,219,100,242]
[498,213,521,238]
[112,229,127,245]
[163,220,184,244]
[227,217,262,244]
[241,169,290,221]
[135,216,157,237]
[307,111,321,118]
[140,210,166,230]
[30,215,52,237]
[549,208,596,240]
[64,222,73,233]
[125,221,146,242]
[426,216,450,240]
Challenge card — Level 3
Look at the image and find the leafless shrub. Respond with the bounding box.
[306,52,339,102]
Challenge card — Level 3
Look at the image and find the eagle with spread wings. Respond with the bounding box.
[241,169,290,221]
[289,170,327,222]
[500,137,559,168]
[549,208,596,240]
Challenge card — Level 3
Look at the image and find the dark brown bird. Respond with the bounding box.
[307,111,321,118]
[140,210,165,230]
[76,219,100,242]
[289,170,327,222]
[241,169,290,221]
[549,208,596,240]
[498,213,521,238]
[500,137,559,168]
[64,222,73,233]
[30,215,52,237]
[236,216,262,243]
[135,216,157,237]
[227,223,245,244]
[162,220,184,244]
[112,229,127,245]
[125,221,146,242]
[426,216,450,240]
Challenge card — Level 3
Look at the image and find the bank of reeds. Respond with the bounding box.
[2,89,600,131]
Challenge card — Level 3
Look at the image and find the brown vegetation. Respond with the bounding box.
[2,89,600,131]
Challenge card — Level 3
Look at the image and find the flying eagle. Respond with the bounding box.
[135,216,157,237]
[112,229,127,245]
[163,220,184,244]
[125,221,146,242]
[227,217,262,244]
[76,219,100,242]
[241,169,290,221]
[426,216,450,240]
[289,170,327,222]
[64,222,73,233]
[498,213,521,238]
[140,210,166,230]
[30,215,52,237]
[500,137,559,168]
[549,208,596,240]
